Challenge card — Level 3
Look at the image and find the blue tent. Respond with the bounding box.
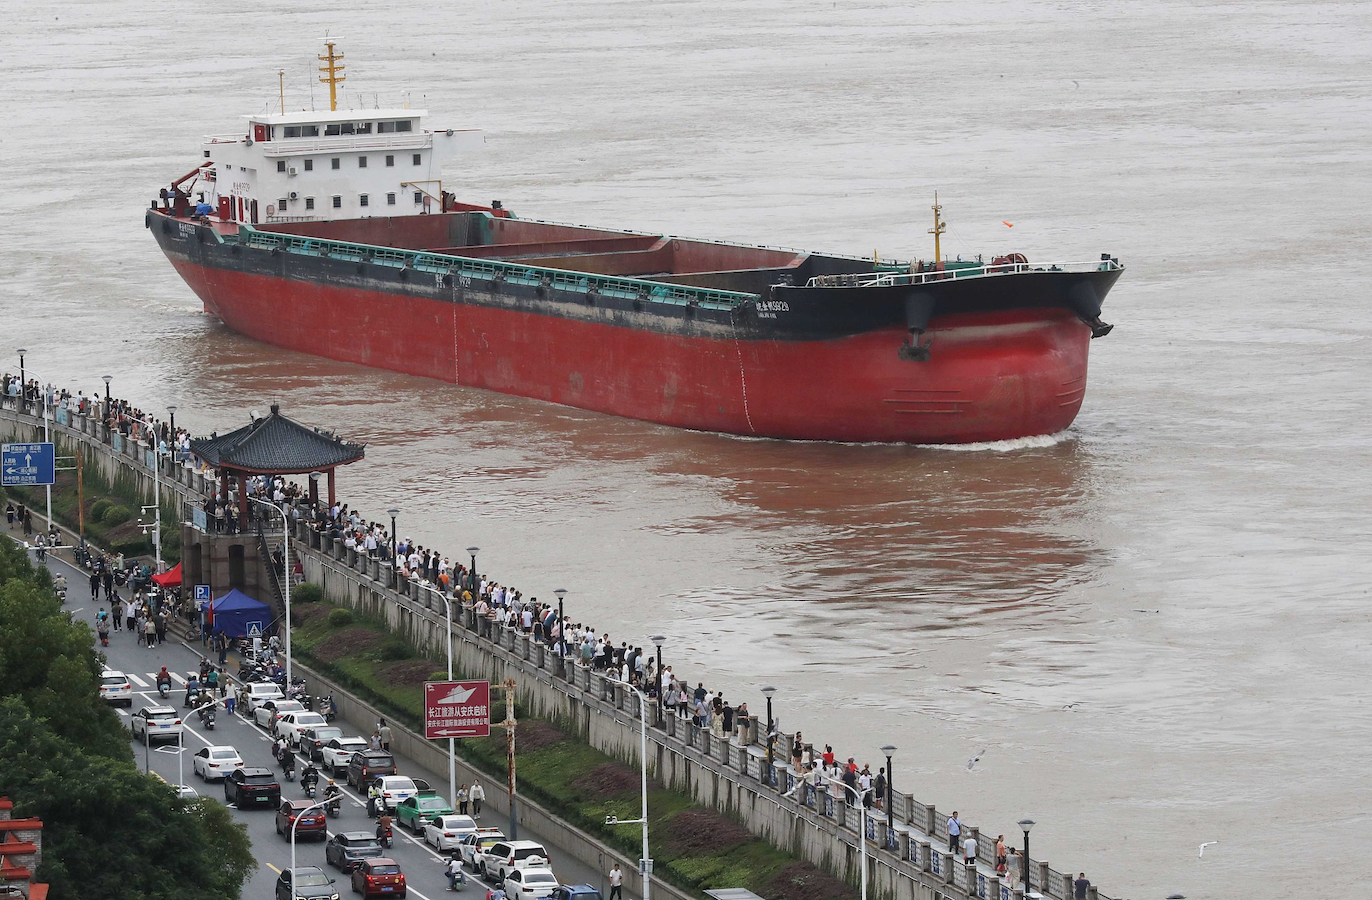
[208,588,274,639]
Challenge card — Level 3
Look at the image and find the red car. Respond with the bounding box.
[350,858,405,897]
[275,799,327,841]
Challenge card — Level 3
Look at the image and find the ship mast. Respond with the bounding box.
[278,69,285,114]
[929,192,946,264]
[318,40,346,112]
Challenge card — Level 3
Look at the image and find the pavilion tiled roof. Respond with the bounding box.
[190,404,365,474]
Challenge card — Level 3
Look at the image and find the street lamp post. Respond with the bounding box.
[466,546,479,596]
[387,508,399,564]
[880,744,897,831]
[290,798,330,879]
[183,695,223,790]
[422,583,459,813]
[651,635,665,726]
[1018,819,1035,896]
[844,783,873,900]
[17,349,26,413]
[607,685,654,900]
[760,686,777,783]
[251,497,292,690]
[167,405,177,461]
[140,416,163,572]
[101,375,112,442]
[553,588,567,676]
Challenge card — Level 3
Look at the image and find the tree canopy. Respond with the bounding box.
[0,540,254,899]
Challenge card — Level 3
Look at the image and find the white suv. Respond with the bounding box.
[241,682,285,713]
[101,670,133,707]
[131,705,183,743]
[479,840,551,883]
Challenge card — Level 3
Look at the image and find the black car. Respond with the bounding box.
[325,831,385,872]
[224,766,281,808]
[274,865,339,900]
[301,725,345,762]
[345,749,396,787]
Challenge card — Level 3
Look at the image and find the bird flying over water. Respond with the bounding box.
[967,749,987,770]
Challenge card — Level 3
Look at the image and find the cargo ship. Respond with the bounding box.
[148,44,1122,444]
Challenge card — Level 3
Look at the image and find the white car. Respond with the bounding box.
[370,775,418,812]
[174,784,199,800]
[320,736,370,775]
[192,745,245,781]
[277,711,328,748]
[504,868,558,898]
[480,840,551,882]
[253,698,305,730]
[242,682,285,713]
[131,705,183,743]
[424,814,479,851]
[100,670,133,707]
[459,830,506,870]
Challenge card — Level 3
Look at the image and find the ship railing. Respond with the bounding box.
[259,133,436,156]
[203,133,245,144]
[237,226,758,310]
[805,257,1123,288]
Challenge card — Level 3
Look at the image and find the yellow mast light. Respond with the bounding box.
[929,191,946,264]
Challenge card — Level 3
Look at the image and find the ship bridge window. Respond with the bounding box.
[325,124,341,136]
[377,121,394,134]
[396,120,413,132]
[283,125,320,138]
[354,122,372,135]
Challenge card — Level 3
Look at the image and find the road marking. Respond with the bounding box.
[265,862,282,874]
[128,673,149,687]
[171,672,188,685]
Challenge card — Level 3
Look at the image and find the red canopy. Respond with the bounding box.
[151,562,182,587]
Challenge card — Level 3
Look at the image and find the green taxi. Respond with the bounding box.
[395,791,455,833]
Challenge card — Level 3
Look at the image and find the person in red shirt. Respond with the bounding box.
[822,745,835,767]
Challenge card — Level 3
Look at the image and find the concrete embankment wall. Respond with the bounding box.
[0,400,1103,900]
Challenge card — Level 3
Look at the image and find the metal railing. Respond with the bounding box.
[236,226,758,310]
[807,257,1123,289]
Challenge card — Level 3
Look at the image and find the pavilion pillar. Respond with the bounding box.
[309,475,319,507]
[238,473,248,523]
[327,469,336,507]
[219,469,229,500]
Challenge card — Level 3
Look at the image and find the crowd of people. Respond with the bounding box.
[3,377,1071,891]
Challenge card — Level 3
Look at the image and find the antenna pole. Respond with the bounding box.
[929,192,946,264]
[318,41,346,112]
[278,69,285,114]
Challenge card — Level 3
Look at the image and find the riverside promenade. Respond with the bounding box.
[0,390,1113,900]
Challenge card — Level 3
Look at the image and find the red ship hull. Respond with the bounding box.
[167,255,1092,444]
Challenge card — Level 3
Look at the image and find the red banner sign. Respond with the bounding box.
[424,680,491,739]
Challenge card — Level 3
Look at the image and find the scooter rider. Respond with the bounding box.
[376,812,394,848]
[445,852,465,891]
[367,780,383,818]
[156,666,172,694]
[324,779,343,815]
[301,762,320,795]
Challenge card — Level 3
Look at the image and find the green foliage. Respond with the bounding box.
[101,504,133,526]
[327,607,354,628]
[0,539,254,898]
[293,582,323,604]
[365,637,412,662]
[90,498,112,520]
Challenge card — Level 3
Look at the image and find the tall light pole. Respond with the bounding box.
[290,798,329,878]
[183,695,222,790]
[422,583,458,812]
[17,349,26,413]
[880,744,897,831]
[1018,818,1035,896]
[607,685,653,900]
[101,375,112,442]
[167,406,177,461]
[845,783,873,900]
[760,686,777,783]
[251,497,291,689]
[140,416,163,572]
[387,508,399,564]
[466,546,479,596]
[553,588,567,675]
[651,635,665,725]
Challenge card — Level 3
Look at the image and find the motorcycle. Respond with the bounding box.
[157,677,171,698]
[376,823,393,849]
[279,749,296,781]
[184,686,202,709]
[325,793,342,818]
[97,625,110,647]
[199,706,216,730]
[444,860,467,892]
[319,694,337,722]
[302,777,318,799]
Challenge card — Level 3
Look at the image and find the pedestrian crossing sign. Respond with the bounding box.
[247,622,262,637]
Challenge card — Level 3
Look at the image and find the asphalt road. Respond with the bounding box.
[21,539,612,900]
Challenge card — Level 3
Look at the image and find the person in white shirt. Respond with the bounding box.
[963,833,978,866]
[607,864,624,900]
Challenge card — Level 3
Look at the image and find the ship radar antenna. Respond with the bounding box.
[317,39,346,112]
[929,191,946,264]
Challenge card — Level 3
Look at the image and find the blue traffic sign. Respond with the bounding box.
[194,584,211,603]
[1,443,55,486]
